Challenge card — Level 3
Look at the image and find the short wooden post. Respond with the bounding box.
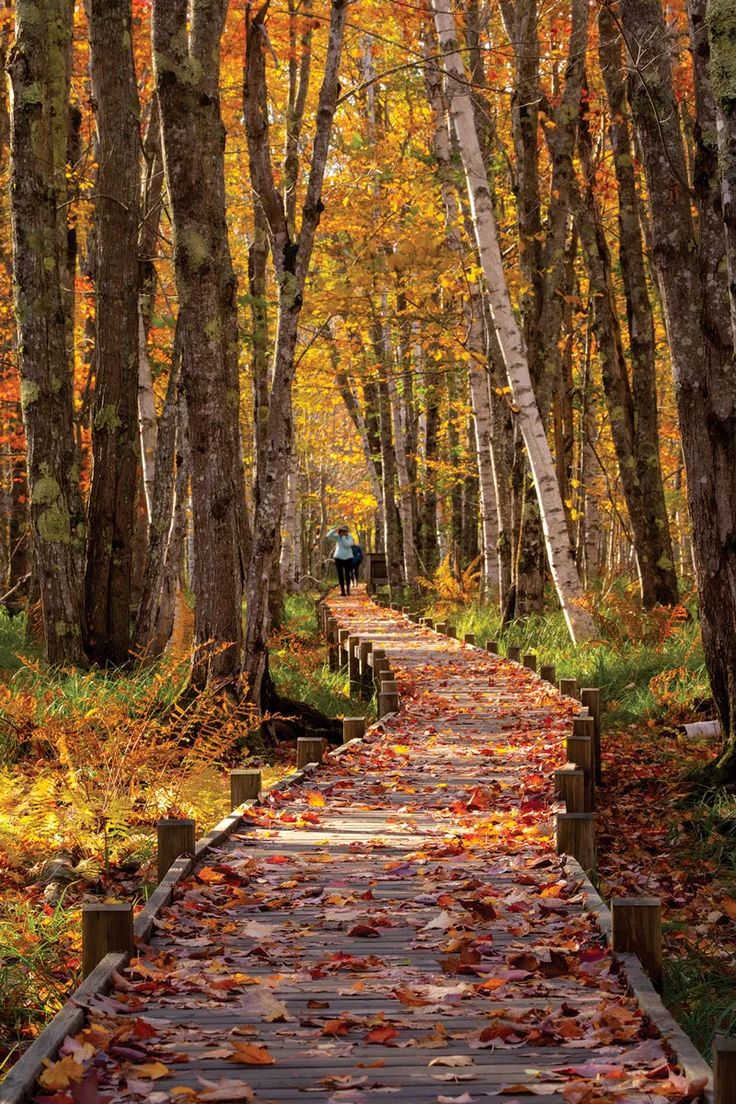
[523,653,537,672]
[486,640,499,654]
[409,613,420,624]
[713,1037,736,1104]
[338,628,350,670]
[327,617,339,672]
[559,677,579,700]
[230,769,261,807]
[554,765,585,813]
[157,818,196,883]
[581,687,603,783]
[540,664,556,685]
[507,644,520,662]
[297,737,324,769]
[82,902,134,978]
[348,635,361,697]
[464,633,476,646]
[434,621,447,634]
[390,602,399,611]
[343,716,366,744]
[566,717,595,810]
[378,678,399,717]
[359,640,373,699]
[611,898,663,991]
[373,654,389,693]
[446,625,457,639]
[555,812,596,876]
[401,606,411,615]
[424,618,435,631]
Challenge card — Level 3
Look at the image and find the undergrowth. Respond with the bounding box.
[0,594,361,1071]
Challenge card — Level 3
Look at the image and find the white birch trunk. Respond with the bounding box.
[384,314,418,587]
[432,0,595,642]
[138,308,158,523]
[279,457,299,592]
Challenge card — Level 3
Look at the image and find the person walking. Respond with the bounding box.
[326,525,356,596]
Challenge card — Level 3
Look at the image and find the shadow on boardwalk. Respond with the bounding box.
[10,593,712,1103]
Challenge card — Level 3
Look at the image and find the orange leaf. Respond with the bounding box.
[306,791,326,807]
[39,1057,84,1091]
[227,1044,275,1066]
[364,1025,399,1045]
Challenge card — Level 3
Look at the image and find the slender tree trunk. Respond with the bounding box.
[242,0,348,708]
[138,102,165,523]
[153,0,245,687]
[279,456,300,593]
[8,0,85,665]
[574,88,678,608]
[385,322,418,588]
[433,0,595,642]
[85,0,141,665]
[708,0,736,347]
[619,0,736,772]
[372,321,404,590]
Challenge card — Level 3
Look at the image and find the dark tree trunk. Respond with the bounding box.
[619,0,736,775]
[153,0,245,687]
[707,0,736,346]
[8,0,85,665]
[597,9,678,607]
[85,0,141,665]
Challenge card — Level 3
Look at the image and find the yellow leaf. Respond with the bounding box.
[131,1061,170,1080]
[39,1057,84,1090]
[306,791,325,808]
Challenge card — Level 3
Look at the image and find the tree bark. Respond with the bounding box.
[597,8,678,606]
[705,0,736,348]
[84,0,141,665]
[153,0,245,687]
[432,0,595,643]
[8,0,86,665]
[619,0,736,772]
[242,0,348,707]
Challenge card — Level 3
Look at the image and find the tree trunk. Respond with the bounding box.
[85,0,141,666]
[619,0,736,772]
[8,0,86,665]
[372,320,404,591]
[708,0,736,347]
[241,0,348,708]
[575,82,678,608]
[432,0,595,643]
[386,322,418,588]
[597,8,678,607]
[153,0,245,687]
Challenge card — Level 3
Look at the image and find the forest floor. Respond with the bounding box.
[0,595,367,1074]
[0,583,734,1074]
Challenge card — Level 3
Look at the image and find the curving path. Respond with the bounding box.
[26,592,711,1104]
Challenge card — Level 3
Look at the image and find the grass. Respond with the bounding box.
[0,591,365,1070]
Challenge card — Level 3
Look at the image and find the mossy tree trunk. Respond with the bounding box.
[153,0,246,688]
[707,0,736,347]
[619,0,736,775]
[8,0,85,665]
[85,0,141,666]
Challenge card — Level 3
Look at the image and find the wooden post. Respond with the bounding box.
[82,902,134,978]
[338,628,350,670]
[230,769,262,807]
[409,613,420,623]
[486,640,499,654]
[157,818,196,883]
[464,633,476,645]
[424,618,435,631]
[507,644,520,662]
[343,716,366,743]
[372,647,387,692]
[559,677,579,700]
[378,678,399,717]
[435,621,448,634]
[611,898,663,991]
[540,664,556,685]
[523,653,537,672]
[555,812,596,876]
[554,765,585,813]
[446,625,457,638]
[327,616,339,672]
[713,1037,736,1104]
[401,606,410,615]
[359,640,373,699]
[581,687,603,783]
[297,737,324,769]
[348,635,361,697]
[566,717,595,810]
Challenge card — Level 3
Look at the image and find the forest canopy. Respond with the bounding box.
[1,0,736,773]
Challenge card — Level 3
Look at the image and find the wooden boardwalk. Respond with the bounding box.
[11,592,714,1103]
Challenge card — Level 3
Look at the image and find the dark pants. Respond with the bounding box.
[336,558,352,595]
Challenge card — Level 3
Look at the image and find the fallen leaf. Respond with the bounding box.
[227,1043,274,1066]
